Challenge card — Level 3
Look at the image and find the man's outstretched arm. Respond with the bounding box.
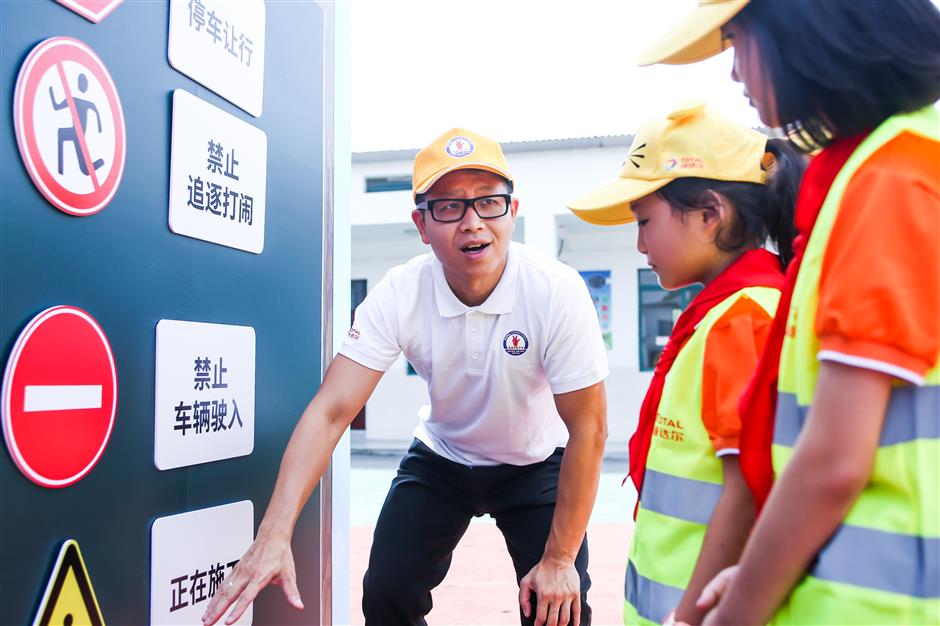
[520,381,608,626]
[202,354,384,625]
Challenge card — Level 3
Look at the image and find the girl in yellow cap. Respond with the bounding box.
[638,1,940,625]
[567,101,804,625]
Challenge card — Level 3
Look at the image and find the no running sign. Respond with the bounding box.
[13,37,126,216]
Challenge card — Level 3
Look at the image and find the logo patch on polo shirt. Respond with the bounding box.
[503,331,529,356]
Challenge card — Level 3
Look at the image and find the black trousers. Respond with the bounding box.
[362,439,591,626]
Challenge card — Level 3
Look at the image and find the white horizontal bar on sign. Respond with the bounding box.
[23,385,103,412]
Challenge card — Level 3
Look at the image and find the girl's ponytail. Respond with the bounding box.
[761,138,805,267]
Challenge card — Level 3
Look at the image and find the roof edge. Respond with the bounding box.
[353,134,636,163]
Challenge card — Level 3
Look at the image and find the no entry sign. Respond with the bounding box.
[13,37,126,216]
[2,306,118,488]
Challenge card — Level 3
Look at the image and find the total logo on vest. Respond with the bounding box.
[503,331,528,356]
[654,412,685,443]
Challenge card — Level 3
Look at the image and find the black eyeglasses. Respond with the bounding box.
[416,194,511,223]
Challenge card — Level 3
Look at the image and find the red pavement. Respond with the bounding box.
[350,522,631,625]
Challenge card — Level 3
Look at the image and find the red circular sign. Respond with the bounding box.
[13,37,126,216]
[2,306,118,488]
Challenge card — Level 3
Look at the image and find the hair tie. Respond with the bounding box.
[761,151,777,180]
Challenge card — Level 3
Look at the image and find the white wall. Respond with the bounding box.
[560,226,651,445]
[349,144,630,230]
[349,249,431,444]
[350,141,653,450]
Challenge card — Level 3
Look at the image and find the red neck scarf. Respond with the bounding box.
[739,133,867,513]
[628,248,785,514]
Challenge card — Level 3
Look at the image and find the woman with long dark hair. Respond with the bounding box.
[638,1,940,624]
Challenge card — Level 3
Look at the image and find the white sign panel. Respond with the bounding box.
[151,500,254,625]
[169,89,267,254]
[155,319,255,470]
[167,0,265,116]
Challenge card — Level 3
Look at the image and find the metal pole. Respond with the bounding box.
[318,1,336,623]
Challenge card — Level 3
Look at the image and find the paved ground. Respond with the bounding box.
[349,452,636,626]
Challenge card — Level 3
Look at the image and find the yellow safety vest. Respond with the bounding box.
[772,106,940,625]
[625,287,781,625]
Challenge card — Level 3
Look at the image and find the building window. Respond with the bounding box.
[637,269,702,371]
[350,279,368,430]
[351,279,368,316]
[365,175,411,193]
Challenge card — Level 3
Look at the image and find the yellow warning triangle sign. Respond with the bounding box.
[33,539,105,626]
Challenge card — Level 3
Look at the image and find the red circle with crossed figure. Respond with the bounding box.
[13,37,126,216]
[1,306,118,488]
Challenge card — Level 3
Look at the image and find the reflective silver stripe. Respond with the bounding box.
[775,386,939,448]
[879,385,940,446]
[773,392,807,447]
[811,524,940,599]
[625,560,684,624]
[640,469,722,526]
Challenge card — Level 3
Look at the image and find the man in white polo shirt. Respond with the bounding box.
[202,128,609,626]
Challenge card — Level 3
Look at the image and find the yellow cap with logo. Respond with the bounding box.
[636,0,750,66]
[567,101,768,226]
[412,128,513,201]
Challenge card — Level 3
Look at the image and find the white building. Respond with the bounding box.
[349,135,703,453]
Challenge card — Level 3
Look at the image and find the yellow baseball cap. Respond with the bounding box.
[412,128,513,201]
[636,0,749,66]
[567,101,768,226]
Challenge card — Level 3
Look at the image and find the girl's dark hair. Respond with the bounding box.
[656,138,805,267]
[732,0,940,150]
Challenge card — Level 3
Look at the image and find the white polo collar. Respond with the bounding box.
[432,243,520,318]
